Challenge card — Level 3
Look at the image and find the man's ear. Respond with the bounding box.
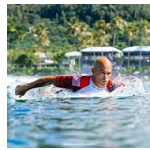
[92,68,94,74]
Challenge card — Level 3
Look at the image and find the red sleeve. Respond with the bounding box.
[55,75,91,92]
[107,78,125,92]
[55,76,73,90]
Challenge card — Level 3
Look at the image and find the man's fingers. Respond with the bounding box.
[15,85,23,96]
[15,84,28,98]
[15,88,20,95]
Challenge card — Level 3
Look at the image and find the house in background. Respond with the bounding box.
[122,46,150,69]
[81,47,123,74]
[62,51,82,71]
[35,52,54,67]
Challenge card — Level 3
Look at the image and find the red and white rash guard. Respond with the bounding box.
[55,75,125,94]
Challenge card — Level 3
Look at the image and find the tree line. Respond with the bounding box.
[7,4,150,75]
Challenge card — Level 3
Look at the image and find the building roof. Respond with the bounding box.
[35,52,46,58]
[65,51,82,57]
[81,47,122,53]
[122,46,150,52]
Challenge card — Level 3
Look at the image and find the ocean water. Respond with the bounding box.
[7,75,150,148]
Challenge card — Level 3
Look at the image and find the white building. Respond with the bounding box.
[122,46,150,68]
[81,47,123,74]
[35,52,54,67]
[62,51,82,71]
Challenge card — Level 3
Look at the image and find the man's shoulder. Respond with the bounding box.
[72,75,91,87]
[107,77,125,92]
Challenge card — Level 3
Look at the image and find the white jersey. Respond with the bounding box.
[55,75,125,93]
[75,77,108,94]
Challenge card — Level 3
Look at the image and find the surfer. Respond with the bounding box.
[15,56,125,97]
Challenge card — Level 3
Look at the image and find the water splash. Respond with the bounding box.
[7,75,150,148]
[7,75,148,101]
[110,75,146,98]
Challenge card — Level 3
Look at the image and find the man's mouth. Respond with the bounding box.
[102,80,107,83]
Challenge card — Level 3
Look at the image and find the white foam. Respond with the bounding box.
[7,75,148,101]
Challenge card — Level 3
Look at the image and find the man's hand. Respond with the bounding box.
[15,76,56,97]
[15,84,29,97]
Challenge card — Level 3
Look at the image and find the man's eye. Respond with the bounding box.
[100,72,105,74]
[99,71,111,75]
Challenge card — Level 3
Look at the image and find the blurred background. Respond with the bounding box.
[7,4,150,76]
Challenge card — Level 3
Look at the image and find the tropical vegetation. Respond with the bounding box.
[7,4,150,75]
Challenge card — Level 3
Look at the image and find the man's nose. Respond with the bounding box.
[103,73,108,78]
[103,73,107,78]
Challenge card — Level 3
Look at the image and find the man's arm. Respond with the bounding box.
[15,76,56,97]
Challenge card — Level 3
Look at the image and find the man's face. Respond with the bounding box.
[92,65,112,88]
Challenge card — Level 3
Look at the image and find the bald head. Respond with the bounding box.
[93,56,112,69]
[92,56,112,88]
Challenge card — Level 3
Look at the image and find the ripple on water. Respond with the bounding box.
[7,76,150,148]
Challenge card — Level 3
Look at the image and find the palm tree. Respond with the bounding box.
[138,20,150,45]
[92,19,111,47]
[67,17,81,49]
[125,22,138,47]
[124,21,139,68]
[29,22,50,53]
[78,22,92,48]
[137,20,150,68]
[67,17,91,71]
[67,17,91,49]
[110,16,126,47]
[7,17,26,48]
